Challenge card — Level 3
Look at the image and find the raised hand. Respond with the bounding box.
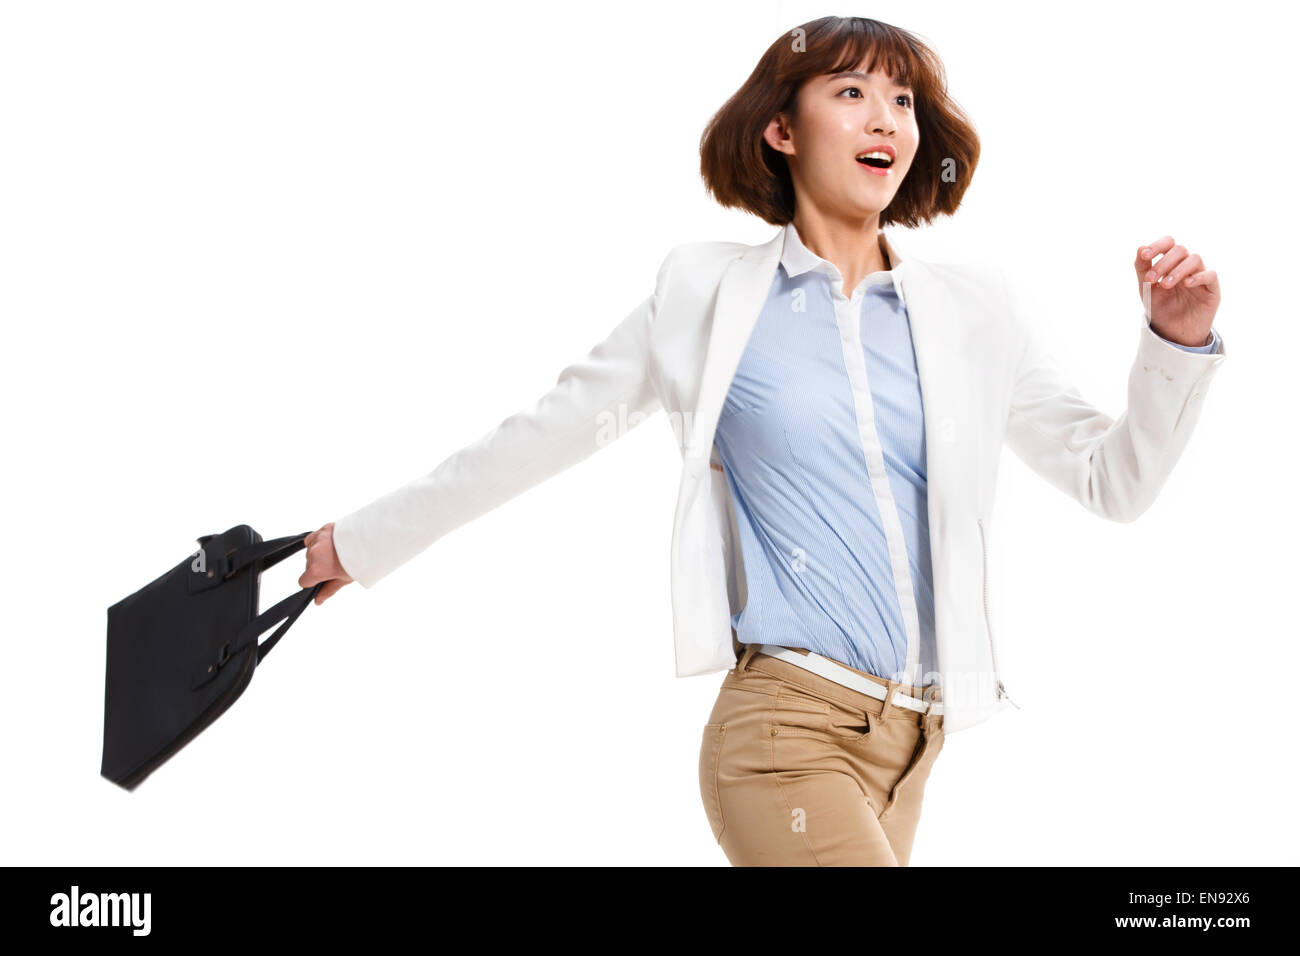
[1135,235,1220,348]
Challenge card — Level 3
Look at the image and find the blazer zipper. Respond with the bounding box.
[978,518,1020,710]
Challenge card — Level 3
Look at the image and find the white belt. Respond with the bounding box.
[755,645,943,717]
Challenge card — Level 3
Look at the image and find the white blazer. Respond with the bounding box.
[331,226,1227,735]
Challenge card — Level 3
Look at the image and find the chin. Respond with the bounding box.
[851,193,897,217]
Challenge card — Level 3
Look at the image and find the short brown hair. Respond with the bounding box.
[699,16,981,227]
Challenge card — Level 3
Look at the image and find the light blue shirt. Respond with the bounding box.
[714,223,1219,687]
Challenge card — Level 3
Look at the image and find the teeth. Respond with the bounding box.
[856,150,893,165]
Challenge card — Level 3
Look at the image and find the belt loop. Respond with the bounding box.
[878,678,899,723]
[922,682,941,718]
[735,643,760,676]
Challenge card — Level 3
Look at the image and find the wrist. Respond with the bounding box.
[1151,323,1212,349]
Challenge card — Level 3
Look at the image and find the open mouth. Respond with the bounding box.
[856,151,894,170]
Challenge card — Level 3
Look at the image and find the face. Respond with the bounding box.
[764,59,919,223]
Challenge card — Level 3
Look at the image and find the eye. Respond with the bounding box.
[838,87,914,108]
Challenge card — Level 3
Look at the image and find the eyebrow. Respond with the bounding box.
[827,70,912,89]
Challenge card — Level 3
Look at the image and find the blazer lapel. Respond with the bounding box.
[684,230,784,466]
[893,256,960,535]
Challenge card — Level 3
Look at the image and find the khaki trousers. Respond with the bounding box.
[698,643,945,866]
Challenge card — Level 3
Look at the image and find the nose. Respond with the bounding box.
[864,89,898,136]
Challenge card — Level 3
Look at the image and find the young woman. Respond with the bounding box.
[299,16,1225,865]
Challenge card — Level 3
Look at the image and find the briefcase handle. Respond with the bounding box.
[190,582,325,690]
[189,528,327,691]
[250,581,326,664]
[218,531,314,580]
[190,529,317,595]
[236,531,322,662]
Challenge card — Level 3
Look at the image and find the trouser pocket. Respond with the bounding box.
[771,679,875,742]
[698,722,728,843]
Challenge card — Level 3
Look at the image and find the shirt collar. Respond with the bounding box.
[779,221,907,307]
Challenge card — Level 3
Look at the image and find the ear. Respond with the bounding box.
[762,113,795,157]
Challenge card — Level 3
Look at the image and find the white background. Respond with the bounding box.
[3,0,1294,865]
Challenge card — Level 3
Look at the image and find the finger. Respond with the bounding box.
[316,579,345,604]
[1161,253,1203,289]
[1139,235,1175,262]
[299,547,322,587]
[1134,246,1154,278]
[1183,269,1219,294]
[1146,244,1187,284]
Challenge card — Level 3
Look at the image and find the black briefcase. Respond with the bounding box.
[101,524,325,790]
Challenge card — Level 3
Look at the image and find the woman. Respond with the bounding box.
[299,16,1225,865]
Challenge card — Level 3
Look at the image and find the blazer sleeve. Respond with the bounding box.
[999,270,1226,523]
[330,248,676,588]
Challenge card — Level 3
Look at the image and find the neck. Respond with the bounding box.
[790,212,890,296]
